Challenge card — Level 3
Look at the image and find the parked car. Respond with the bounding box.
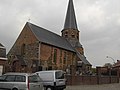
[36,70,66,90]
[0,72,44,90]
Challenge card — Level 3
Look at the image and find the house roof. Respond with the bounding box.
[63,0,78,30]
[0,43,4,47]
[0,43,5,49]
[27,22,75,52]
[113,60,120,67]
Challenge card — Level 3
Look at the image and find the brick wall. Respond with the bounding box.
[66,67,119,85]
[40,43,76,70]
[66,75,119,85]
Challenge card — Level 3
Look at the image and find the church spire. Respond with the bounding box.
[64,0,78,30]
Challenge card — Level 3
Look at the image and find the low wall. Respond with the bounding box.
[66,75,119,85]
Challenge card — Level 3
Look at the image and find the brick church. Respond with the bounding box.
[8,0,91,74]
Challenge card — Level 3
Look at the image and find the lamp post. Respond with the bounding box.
[106,56,115,64]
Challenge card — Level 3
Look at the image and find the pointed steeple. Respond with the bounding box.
[64,0,78,30]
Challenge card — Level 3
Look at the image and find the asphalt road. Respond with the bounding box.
[66,83,120,90]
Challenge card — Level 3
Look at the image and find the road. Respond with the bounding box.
[66,83,120,90]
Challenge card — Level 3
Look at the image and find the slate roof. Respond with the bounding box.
[77,52,91,65]
[0,43,6,50]
[0,43,4,47]
[27,22,75,52]
[26,22,91,65]
[64,0,78,30]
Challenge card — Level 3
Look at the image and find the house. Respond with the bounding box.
[113,60,120,77]
[0,43,7,75]
[7,0,91,74]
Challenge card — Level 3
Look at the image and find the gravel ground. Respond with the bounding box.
[66,83,120,90]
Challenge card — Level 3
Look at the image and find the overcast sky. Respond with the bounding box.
[0,0,120,67]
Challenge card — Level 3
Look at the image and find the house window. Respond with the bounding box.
[53,49,57,64]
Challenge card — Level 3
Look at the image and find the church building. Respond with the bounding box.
[8,0,91,74]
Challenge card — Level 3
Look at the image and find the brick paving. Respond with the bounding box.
[66,83,120,90]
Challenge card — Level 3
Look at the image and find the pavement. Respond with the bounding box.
[66,83,120,90]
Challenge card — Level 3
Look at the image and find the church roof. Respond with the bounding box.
[64,0,78,30]
[27,22,75,52]
[26,22,91,65]
[77,52,92,65]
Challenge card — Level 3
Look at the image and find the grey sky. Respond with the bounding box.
[0,0,120,67]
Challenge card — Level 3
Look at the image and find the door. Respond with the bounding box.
[55,71,66,86]
[29,75,43,90]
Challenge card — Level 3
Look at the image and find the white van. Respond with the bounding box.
[36,70,66,90]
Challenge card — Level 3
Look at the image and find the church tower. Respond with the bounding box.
[62,0,84,55]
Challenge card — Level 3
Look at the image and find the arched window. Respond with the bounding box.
[63,51,67,64]
[71,35,75,38]
[65,35,68,38]
[77,33,79,39]
[21,44,25,56]
[53,49,57,64]
[65,31,68,34]
[71,32,75,38]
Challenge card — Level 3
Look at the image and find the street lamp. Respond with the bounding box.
[106,56,115,64]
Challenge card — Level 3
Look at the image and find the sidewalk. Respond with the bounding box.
[66,83,120,90]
